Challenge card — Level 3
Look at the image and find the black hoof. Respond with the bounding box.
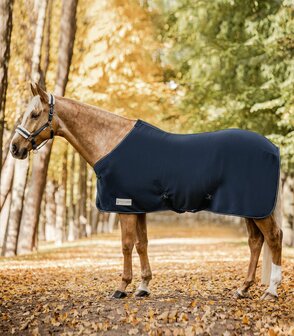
[135,290,150,298]
[235,289,250,299]
[112,290,127,299]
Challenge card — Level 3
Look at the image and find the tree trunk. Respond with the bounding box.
[54,0,78,96]
[0,191,12,255]
[3,86,32,255]
[68,148,79,241]
[16,0,78,253]
[55,149,67,246]
[40,0,52,85]
[108,213,118,233]
[79,155,87,237]
[0,0,14,178]
[2,0,38,255]
[104,213,110,233]
[30,0,47,83]
[38,197,46,241]
[97,213,110,233]
[52,0,79,245]
[4,159,29,256]
[86,166,93,236]
[45,180,57,241]
[282,173,294,247]
[91,209,99,235]
[90,170,99,234]
[1,114,21,168]
[0,0,16,212]
[16,0,49,255]
[17,145,51,253]
[0,152,14,209]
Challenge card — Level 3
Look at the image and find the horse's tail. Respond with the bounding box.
[261,178,282,285]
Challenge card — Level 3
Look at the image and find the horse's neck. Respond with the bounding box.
[55,97,136,166]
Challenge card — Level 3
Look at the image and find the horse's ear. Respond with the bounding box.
[30,83,38,96]
[35,83,48,103]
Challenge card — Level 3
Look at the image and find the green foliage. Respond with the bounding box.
[153,0,294,170]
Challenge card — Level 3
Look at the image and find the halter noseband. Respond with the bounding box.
[16,94,55,151]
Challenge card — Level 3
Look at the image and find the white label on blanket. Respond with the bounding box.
[116,198,132,206]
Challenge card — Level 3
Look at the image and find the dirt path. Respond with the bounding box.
[0,223,293,335]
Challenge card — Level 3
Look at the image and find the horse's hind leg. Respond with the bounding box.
[254,214,283,299]
[112,214,137,299]
[135,214,152,297]
[236,218,264,298]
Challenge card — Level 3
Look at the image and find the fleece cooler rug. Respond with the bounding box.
[93,120,280,218]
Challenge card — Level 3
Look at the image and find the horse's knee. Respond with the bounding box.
[122,240,134,255]
[135,241,148,255]
[248,235,264,251]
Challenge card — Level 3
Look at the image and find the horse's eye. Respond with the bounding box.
[31,112,40,120]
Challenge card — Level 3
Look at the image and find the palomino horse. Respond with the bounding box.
[10,84,283,300]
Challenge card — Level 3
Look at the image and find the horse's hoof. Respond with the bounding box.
[235,289,249,299]
[135,290,150,298]
[112,290,127,299]
[260,291,278,301]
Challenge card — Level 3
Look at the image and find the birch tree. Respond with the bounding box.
[3,0,39,257]
[15,0,49,255]
[78,155,87,237]
[67,149,79,241]
[0,0,14,177]
[17,0,78,253]
[3,159,28,256]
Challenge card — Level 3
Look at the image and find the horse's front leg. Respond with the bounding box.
[112,213,137,299]
[135,213,152,297]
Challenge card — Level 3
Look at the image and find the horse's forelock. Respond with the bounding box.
[21,95,42,125]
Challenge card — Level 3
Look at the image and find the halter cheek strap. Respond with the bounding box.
[16,94,55,151]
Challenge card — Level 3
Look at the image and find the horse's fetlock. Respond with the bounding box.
[244,280,254,288]
[142,272,152,282]
[122,276,132,285]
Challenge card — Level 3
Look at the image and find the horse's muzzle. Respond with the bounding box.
[10,143,28,159]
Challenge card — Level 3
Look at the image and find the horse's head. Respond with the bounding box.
[10,83,57,159]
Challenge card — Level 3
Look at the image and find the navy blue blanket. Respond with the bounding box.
[94,120,279,218]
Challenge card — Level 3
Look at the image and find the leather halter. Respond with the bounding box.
[16,94,55,151]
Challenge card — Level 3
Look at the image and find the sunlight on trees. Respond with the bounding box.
[0,0,293,334]
[0,0,293,255]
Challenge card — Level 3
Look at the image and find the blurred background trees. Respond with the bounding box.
[0,0,293,254]
[152,0,294,244]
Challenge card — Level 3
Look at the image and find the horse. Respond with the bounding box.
[10,83,283,300]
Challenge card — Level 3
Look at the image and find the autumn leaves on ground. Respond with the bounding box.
[0,223,293,336]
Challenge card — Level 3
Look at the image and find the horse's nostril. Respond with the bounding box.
[11,143,18,154]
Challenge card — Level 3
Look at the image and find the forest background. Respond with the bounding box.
[0,0,293,257]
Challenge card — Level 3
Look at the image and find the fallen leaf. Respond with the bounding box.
[242,315,249,325]
[268,329,277,336]
[129,328,139,335]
